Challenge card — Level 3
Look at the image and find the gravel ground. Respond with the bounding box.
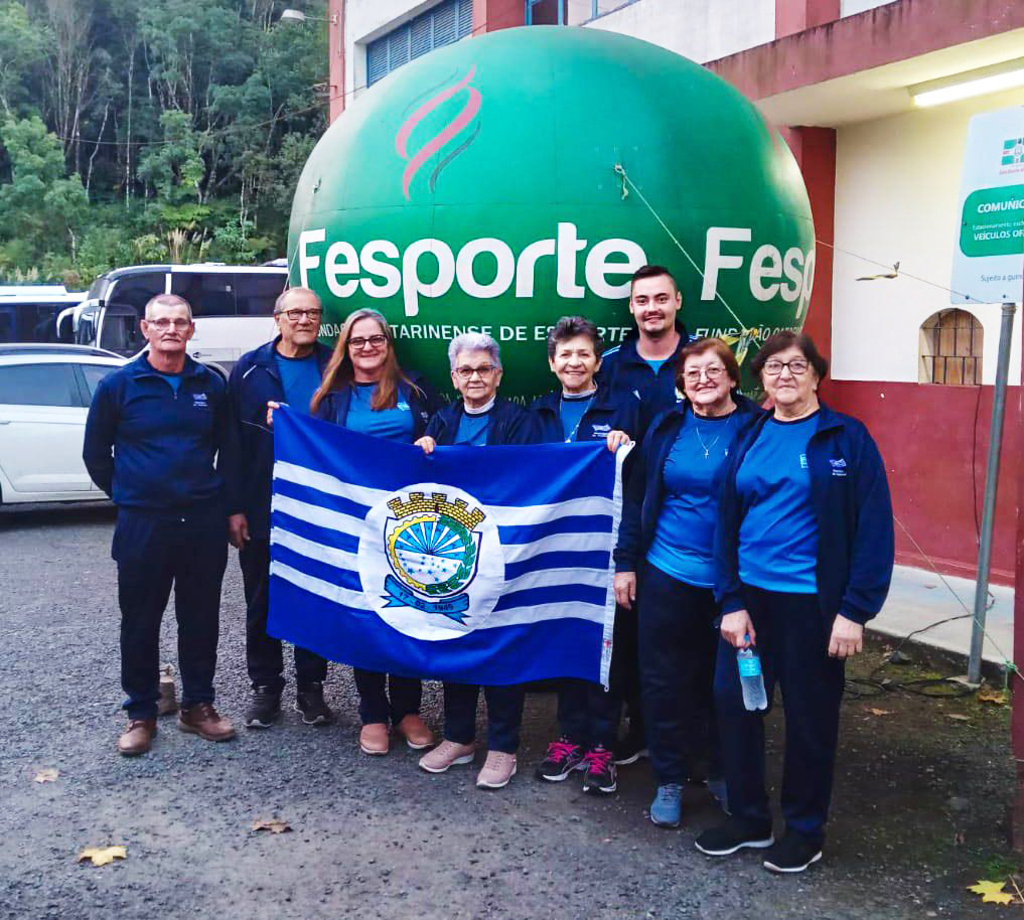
[0,501,1016,920]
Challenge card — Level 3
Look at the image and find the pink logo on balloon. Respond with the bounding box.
[395,66,481,201]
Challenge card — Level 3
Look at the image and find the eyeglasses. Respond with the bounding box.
[763,358,810,376]
[144,318,191,330]
[682,365,727,384]
[454,365,498,380]
[348,334,387,350]
[276,308,322,322]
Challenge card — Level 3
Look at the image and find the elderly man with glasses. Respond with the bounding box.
[84,294,236,756]
[222,287,335,730]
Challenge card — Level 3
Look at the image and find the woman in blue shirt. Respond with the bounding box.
[695,331,894,874]
[530,316,635,796]
[309,308,441,757]
[614,338,761,830]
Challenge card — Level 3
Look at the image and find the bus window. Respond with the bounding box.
[106,271,167,312]
[100,305,144,357]
[235,273,285,316]
[171,273,236,317]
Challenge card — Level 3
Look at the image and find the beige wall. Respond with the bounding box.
[832,90,1024,384]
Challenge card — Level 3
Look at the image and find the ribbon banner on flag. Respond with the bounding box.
[268,409,629,687]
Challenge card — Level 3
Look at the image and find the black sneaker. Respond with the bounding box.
[763,835,823,874]
[581,746,617,794]
[612,733,648,766]
[535,738,585,781]
[295,682,334,726]
[245,687,281,729]
[695,818,775,856]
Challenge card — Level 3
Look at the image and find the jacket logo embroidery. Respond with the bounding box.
[193,393,209,408]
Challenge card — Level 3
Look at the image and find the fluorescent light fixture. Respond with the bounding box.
[911,58,1024,108]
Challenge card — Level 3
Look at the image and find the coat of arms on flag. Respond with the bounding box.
[267,409,628,686]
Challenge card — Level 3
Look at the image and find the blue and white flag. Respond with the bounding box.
[268,409,629,686]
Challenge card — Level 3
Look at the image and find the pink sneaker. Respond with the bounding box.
[476,751,517,789]
[418,739,476,773]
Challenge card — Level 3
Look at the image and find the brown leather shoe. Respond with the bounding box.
[359,722,390,755]
[118,719,157,756]
[177,703,236,742]
[396,713,434,750]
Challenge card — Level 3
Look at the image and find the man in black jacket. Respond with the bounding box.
[84,294,235,756]
[222,287,334,729]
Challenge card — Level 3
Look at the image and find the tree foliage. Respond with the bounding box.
[0,0,327,284]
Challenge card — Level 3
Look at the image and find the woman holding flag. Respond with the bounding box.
[530,316,636,795]
[308,308,441,757]
[415,332,536,790]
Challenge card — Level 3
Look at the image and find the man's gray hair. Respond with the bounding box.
[144,294,193,320]
[448,332,501,371]
[275,286,322,314]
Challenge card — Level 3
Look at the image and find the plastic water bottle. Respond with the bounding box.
[737,640,768,711]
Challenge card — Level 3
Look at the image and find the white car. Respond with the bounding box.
[0,344,125,504]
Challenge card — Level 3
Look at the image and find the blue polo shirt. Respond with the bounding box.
[274,351,321,416]
[646,409,741,587]
[735,412,820,593]
[345,382,415,443]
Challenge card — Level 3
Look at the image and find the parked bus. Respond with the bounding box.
[69,263,289,377]
[0,286,86,344]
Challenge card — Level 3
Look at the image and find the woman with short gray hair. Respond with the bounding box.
[414,333,535,790]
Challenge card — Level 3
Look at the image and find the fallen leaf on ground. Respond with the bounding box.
[34,768,59,783]
[977,688,1008,705]
[967,880,1015,904]
[77,846,127,867]
[946,713,971,722]
[867,708,893,716]
[251,819,291,834]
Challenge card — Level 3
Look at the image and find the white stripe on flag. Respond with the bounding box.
[501,531,610,564]
[272,526,360,574]
[272,493,368,535]
[272,560,605,629]
[274,460,385,508]
[274,460,613,528]
[271,558,367,610]
[502,566,609,595]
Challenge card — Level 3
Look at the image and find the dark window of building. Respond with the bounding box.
[0,363,78,407]
[919,309,984,386]
[528,0,639,25]
[366,0,473,86]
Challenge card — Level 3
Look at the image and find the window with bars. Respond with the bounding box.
[918,308,984,386]
[366,0,473,86]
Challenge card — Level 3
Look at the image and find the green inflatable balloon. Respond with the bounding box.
[288,25,814,399]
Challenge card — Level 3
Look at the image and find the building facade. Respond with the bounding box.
[322,0,1024,582]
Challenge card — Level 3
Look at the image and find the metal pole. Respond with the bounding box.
[968,301,1017,684]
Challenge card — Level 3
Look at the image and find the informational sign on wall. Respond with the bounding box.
[952,106,1024,304]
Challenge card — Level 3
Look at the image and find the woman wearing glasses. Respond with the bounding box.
[614,337,762,829]
[309,308,441,757]
[695,331,893,874]
[414,332,535,790]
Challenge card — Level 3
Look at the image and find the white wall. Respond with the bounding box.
[344,0,438,102]
[584,0,775,64]
[831,89,1024,384]
[841,0,897,16]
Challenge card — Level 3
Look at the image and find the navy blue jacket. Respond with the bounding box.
[222,338,333,539]
[529,384,639,445]
[715,402,895,626]
[614,394,763,574]
[597,320,690,435]
[83,354,227,512]
[314,371,440,437]
[425,396,536,446]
